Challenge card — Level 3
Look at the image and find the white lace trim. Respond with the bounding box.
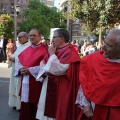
[76,86,90,108]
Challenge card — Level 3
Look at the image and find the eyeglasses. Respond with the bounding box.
[18,36,25,39]
[53,36,61,39]
[104,42,114,48]
[29,34,38,37]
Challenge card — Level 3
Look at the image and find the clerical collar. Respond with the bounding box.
[57,43,69,50]
[107,58,120,63]
[31,41,42,48]
[22,41,28,44]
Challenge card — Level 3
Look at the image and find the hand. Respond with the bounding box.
[83,106,93,118]
[48,44,56,56]
[20,67,29,76]
[9,57,15,62]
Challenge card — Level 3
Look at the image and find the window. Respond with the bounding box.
[76,26,79,30]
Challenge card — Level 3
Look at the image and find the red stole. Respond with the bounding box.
[80,50,120,106]
[18,43,48,103]
[44,44,81,120]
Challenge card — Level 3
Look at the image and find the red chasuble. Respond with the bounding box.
[44,44,81,120]
[80,50,120,106]
[18,43,48,103]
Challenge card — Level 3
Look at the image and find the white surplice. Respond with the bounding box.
[8,41,31,110]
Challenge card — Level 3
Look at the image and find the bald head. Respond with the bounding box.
[109,29,120,48]
[102,29,120,59]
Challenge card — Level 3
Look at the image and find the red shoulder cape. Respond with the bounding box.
[19,43,48,67]
[18,43,48,103]
[80,50,120,106]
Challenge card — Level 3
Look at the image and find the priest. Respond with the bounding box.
[76,29,120,120]
[8,31,31,110]
[15,28,48,120]
[36,28,81,120]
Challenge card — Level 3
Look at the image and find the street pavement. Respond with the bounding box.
[0,63,19,120]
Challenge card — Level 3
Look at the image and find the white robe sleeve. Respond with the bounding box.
[76,85,91,109]
[36,54,69,82]
[43,54,69,75]
[28,66,40,79]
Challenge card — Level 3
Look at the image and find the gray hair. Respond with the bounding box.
[109,29,120,48]
[18,31,28,38]
[54,28,69,43]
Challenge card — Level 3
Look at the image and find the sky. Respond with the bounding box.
[54,0,60,8]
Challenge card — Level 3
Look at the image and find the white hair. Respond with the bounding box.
[109,29,120,48]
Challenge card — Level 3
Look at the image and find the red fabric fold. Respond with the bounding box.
[80,50,120,106]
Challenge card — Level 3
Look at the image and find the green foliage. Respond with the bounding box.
[69,0,120,31]
[0,14,14,40]
[19,0,67,38]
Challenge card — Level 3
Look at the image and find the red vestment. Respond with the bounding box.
[79,50,120,120]
[73,44,79,53]
[44,44,81,120]
[18,43,48,120]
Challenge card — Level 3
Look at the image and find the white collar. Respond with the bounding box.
[107,58,120,63]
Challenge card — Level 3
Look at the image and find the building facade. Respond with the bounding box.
[0,0,55,39]
[59,0,85,42]
[0,0,29,40]
[0,0,14,15]
[40,0,55,7]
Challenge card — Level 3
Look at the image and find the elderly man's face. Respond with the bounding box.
[29,30,41,45]
[52,32,62,48]
[17,33,27,44]
[102,34,120,59]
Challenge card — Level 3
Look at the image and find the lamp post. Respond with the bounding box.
[14,5,20,41]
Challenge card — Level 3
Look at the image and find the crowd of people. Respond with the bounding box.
[1,28,120,120]
[71,39,103,57]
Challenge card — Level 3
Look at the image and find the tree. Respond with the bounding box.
[18,0,67,39]
[68,0,120,45]
[0,14,14,40]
